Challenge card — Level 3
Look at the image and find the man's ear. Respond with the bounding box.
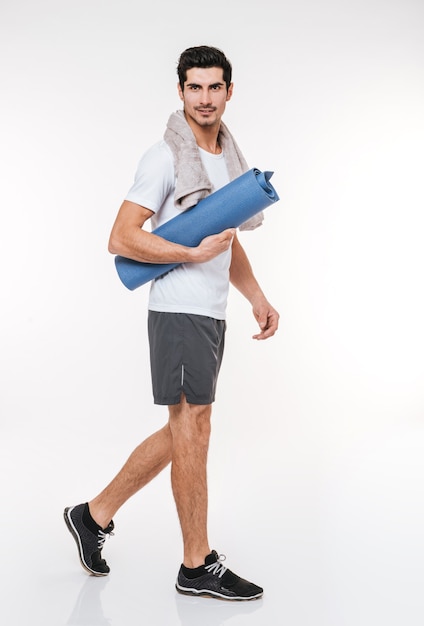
[226,82,234,102]
[177,83,184,101]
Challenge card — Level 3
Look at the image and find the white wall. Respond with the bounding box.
[1,0,424,623]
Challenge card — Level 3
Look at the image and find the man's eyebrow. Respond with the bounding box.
[186,81,225,88]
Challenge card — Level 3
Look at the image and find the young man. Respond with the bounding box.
[64,45,279,601]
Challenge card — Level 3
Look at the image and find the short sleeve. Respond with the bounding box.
[125,141,174,213]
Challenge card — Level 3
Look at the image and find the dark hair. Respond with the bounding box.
[177,46,232,91]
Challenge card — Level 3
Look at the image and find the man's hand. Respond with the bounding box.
[192,229,236,263]
[252,299,280,340]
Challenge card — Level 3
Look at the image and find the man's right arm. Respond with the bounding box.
[108,200,235,264]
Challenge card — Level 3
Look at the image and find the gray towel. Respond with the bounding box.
[164,110,263,231]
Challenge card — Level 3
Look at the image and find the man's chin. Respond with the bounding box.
[196,114,218,127]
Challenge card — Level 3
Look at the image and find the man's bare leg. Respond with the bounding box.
[168,395,212,568]
[88,423,172,528]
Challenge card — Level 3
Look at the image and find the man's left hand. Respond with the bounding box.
[252,300,280,340]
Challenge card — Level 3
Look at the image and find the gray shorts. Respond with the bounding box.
[148,311,226,406]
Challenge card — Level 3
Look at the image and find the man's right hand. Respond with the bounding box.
[191,229,236,263]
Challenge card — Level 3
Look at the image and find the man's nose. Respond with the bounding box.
[199,89,212,104]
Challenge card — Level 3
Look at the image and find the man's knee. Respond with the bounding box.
[168,395,212,440]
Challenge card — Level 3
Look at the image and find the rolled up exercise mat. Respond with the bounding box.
[115,168,280,291]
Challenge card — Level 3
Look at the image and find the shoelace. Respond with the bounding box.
[204,553,227,578]
[98,526,114,550]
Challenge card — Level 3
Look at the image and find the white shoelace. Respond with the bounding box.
[98,528,114,549]
[204,553,227,578]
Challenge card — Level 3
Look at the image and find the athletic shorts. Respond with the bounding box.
[147,311,226,406]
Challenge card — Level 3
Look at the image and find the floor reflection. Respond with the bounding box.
[175,592,263,626]
[67,576,111,626]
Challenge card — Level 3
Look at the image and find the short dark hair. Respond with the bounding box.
[177,46,232,91]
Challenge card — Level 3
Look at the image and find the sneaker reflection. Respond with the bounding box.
[175,591,263,626]
[67,577,111,626]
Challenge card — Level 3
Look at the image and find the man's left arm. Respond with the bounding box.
[229,233,280,340]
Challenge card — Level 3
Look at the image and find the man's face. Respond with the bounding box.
[178,66,233,128]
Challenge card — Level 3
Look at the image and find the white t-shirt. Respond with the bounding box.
[125,140,232,320]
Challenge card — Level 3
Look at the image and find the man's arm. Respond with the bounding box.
[229,233,279,340]
[108,200,235,264]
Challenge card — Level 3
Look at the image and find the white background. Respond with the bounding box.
[1,0,424,624]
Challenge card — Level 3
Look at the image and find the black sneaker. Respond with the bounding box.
[64,503,114,576]
[176,550,263,601]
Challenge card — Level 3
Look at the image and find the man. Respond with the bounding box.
[64,45,279,601]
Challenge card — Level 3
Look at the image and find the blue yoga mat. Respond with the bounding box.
[115,167,279,290]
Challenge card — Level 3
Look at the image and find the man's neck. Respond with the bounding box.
[197,138,222,155]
